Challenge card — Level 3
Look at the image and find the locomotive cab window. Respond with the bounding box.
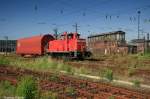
[68,33,73,39]
[60,35,65,40]
[76,34,80,39]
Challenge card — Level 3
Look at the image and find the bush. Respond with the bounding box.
[48,75,59,82]
[49,61,58,70]
[78,66,87,74]
[0,56,10,65]
[65,86,76,96]
[104,69,113,82]
[40,91,57,99]
[36,57,49,69]
[16,76,38,99]
[61,64,74,75]
[0,81,16,96]
[32,57,58,70]
[109,95,115,99]
[132,79,140,87]
[127,68,135,77]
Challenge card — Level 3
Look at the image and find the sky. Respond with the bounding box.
[0,0,150,41]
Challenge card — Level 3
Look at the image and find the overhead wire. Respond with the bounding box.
[48,0,113,22]
[33,0,150,33]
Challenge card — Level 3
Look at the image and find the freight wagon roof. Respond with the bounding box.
[88,31,125,38]
[18,34,54,41]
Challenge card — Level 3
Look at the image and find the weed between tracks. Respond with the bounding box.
[16,76,39,99]
[0,76,38,99]
[0,54,150,98]
[100,69,113,82]
[132,79,141,88]
[0,54,150,84]
[0,55,92,76]
[0,75,58,99]
[0,56,10,65]
[0,81,16,97]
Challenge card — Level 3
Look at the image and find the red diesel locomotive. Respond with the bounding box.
[16,32,90,58]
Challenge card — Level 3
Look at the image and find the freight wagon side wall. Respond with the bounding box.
[17,38,42,55]
[17,34,54,56]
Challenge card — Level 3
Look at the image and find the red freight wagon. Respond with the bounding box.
[47,32,88,58]
[16,34,54,56]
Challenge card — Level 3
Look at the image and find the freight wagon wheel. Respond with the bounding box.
[21,54,24,57]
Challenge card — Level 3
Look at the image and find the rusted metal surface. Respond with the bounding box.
[87,31,128,56]
[0,65,149,99]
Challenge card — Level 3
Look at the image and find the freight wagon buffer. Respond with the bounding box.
[47,32,87,58]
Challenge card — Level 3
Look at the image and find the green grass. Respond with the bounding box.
[65,86,76,96]
[109,95,115,99]
[127,67,136,77]
[0,56,10,65]
[16,76,38,99]
[0,75,58,99]
[0,81,16,97]
[11,57,58,70]
[0,54,149,89]
[132,79,141,87]
[40,91,58,99]
[48,74,60,82]
[0,56,78,76]
[134,52,150,60]
[100,69,114,81]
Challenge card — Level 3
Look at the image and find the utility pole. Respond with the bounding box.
[88,30,90,34]
[73,23,80,33]
[144,32,150,53]
[137,11,141,39]
[53,28,58,39]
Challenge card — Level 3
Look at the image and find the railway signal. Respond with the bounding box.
[137,11,141,39]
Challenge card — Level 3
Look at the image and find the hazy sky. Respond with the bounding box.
[0,0,150,41]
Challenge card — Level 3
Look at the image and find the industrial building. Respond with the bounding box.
[87,31,128,56]
[0,40,17,53]
[131,39,150,53]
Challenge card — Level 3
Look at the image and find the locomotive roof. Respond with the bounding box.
[61,32,80,36]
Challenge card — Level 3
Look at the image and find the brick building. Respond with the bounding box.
[131,38,150,53]
[87,31,128,56]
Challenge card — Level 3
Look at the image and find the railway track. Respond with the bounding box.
[0,65,149,99]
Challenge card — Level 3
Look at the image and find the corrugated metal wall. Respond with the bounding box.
[0,40,16,53]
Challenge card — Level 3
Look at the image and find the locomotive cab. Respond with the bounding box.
[47,32,88,58]
[61,32,79,40]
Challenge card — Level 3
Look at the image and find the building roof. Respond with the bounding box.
[88,31,125,38]
[131,39,145,43]
[0,40,16,41]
